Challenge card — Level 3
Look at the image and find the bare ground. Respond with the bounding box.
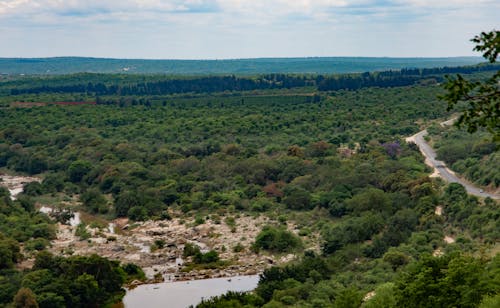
[46,213,312,282]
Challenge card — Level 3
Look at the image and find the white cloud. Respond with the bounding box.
[0,0,498,58]
[393,0,495,7]
[1,0,494,21]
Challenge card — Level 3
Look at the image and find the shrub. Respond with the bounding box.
[253,226,302,253]
[233,243,245,253]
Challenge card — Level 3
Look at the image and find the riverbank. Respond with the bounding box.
[1,173,307,284]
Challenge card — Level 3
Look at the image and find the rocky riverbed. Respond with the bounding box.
[48,214,299,282]
[1,173,312,283]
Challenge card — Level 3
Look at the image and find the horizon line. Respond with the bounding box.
[0,55,483,61]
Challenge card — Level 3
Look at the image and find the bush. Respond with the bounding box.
[233,243,245,253]
[80,189,108,214]
[283,186,313,210]
[23,182,43,196]
[67,160,92,183]
[75,224,91,241]
[25,238,50,251]
[253,226,302,253]
[194,250,219,264]
[127,206,148,221]
[183,243,201,258]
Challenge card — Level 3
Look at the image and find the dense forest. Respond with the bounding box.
[0,67,498,307]
[3,63,499,100]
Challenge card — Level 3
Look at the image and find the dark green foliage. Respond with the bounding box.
[41,173,65,193]
[127,206,148,221]
[0,198,55,242]
[194,250,220,264]
[183,243,220,264]
[322,213,384,255]
[114,191,140,217]
[17,196,35,212]
[27,253,127,307]
[256,252,331,302]
[282,186,313,210]
[394,253,498,308]
[0,252,142,307]
[80,189,108,214]
[0,187,143,307]
[23,182,43,196]
[24,238,50,251]
[442,183,499,243]
[68,160,92,183]
[122,263,146,282]
[253,226,302,253]
[345,188,391,215]
[0,236,21,269]
[383,249,410,271]
[154,239,165,249]
[197,291,264,308]
[0,80,450,221]
[183,243,201,258]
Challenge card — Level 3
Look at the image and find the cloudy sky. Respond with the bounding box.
[0,0,498,59]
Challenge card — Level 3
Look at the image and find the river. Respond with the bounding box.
[123,275,259,308]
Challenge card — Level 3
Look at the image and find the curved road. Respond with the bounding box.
[407,129,499,200]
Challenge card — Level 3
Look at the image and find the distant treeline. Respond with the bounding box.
[316,63,500,91]
[9,63,499,96]
[10,75,312,96]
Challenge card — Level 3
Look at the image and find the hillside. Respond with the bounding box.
[0,70,498,307]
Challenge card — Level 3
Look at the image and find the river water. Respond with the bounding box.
[123,275,259,308]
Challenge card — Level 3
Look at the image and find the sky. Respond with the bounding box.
[0,0,498,59]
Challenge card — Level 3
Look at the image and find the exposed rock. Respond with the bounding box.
[44,214,317,282]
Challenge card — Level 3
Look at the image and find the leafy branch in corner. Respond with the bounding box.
[440,30,500,142]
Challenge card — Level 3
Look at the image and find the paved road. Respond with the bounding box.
[408,129,499,200]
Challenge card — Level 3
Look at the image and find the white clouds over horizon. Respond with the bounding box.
[0,0,498,58]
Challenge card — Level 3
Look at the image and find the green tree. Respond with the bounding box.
[440,30,500,141]
[253,226,302,253]
[394,254,495,308]
[68,160,92,183]
[13,288,38,308]
[383,249,410,271]
[0,237,21,269]
[362,283,397,308]
[80,189,108,214]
